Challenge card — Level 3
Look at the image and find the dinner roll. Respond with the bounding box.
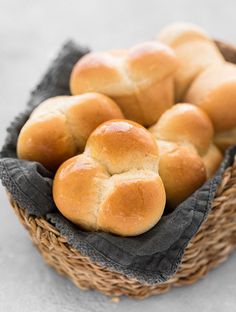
[17,93,123,171]
[185,63,236,150]
[149,104,222,208]
[70,41,178,126]
[53,120,166,236]
[214,129,236,152]
[158,22,224,101]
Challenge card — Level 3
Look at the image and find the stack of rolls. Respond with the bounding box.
[158,22,236,150]
[17,26,234,236]
[158,23,224,101]
[17,93,123,171]
[149,103,222,208]
[70,41,178,127]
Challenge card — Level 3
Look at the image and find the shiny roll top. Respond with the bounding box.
[158,22,224,101]
[17,93,123,171]
[70,41,178,126]
[53,120,166,236]
[149,104,222,208]
[158,22,236,150]
[185,63,236,151]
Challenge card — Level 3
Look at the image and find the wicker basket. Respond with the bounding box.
[5,40,236,299]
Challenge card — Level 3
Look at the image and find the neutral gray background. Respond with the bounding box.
[0,0,236,311]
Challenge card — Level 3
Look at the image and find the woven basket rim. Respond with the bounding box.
[7,153,236,298]
[3,39,236,298]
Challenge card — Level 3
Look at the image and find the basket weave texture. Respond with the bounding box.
[6,40,236,299]
[9,154,236,299]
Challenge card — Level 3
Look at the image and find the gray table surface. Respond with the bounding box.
[1,0,236,311]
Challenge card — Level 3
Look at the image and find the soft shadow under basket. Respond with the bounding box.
[3,40,236,299]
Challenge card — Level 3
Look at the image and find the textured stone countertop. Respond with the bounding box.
[1,0,236,311]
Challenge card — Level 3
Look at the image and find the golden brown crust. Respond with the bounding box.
[185,63,236,135]
[17,93,123,171]
[70,53,126,96]
[70,41,178,126]
[202,144,223,178]
[158,22,211,47]
[126,42,178,83]
[149,103,214,155]
[53,120,166,236]
[17,109,77,171]
[214,127,236,151]
[149,103,222,208]
[86,119,159,174]
[158,23,224,101]
[111,77,174,126]
[159,23,236,150]
[158,144,206,208]
[98,176,165,236]
[53,155,109,230]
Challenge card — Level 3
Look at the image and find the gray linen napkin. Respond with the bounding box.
[0,41,235,284]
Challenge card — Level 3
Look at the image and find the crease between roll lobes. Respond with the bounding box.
[53,120,166,237]
[158,22,236,151]
[16,24,235,236]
